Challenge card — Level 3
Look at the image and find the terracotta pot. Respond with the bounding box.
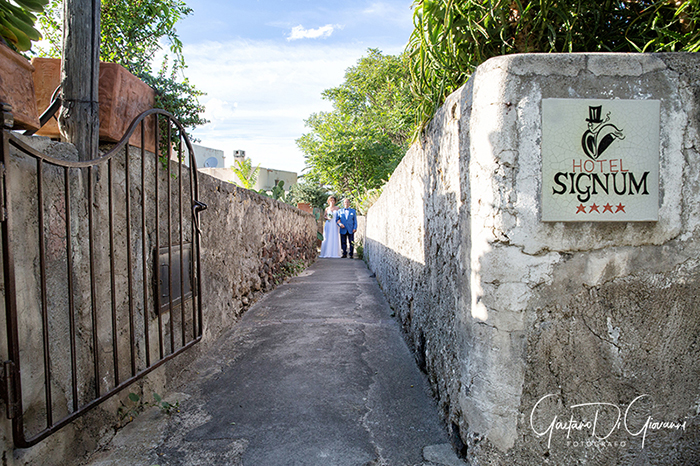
[0,44,40,131]
[297,202,312,214]
[32,58,156,151]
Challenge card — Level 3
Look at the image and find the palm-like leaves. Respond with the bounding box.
[407,0,700,132]
[232,158,260,190]
[0,0,49,52]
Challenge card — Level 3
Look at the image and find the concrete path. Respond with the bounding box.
[83,258,463,466]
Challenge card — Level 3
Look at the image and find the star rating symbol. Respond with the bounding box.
[573,203,627,214]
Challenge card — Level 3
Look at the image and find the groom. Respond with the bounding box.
[336,198,357,258]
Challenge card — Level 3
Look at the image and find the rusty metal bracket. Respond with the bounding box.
[23,86,62,136]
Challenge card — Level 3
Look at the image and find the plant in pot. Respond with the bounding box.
[31,56,158,151]
[35,0,207,142]
[0,0,48,131]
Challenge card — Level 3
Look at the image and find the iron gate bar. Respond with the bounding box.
[125,127,135,377]
[88,166,100,398]
[1,108,206,448]
[182,144,187,346]
[141,124,150,368]
[36,158,52,424]
[167,123,174,355]
[108,157,119,386]
[1,130,20,423]
[65,166,78,413]
[189,157,197,340]
[155,120,163,360]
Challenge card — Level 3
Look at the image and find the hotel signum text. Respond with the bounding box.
[541,99,659,222]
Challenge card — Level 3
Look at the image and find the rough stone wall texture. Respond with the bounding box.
[0,137,316,465]
[365,53,700,465]
[198,173,318,341]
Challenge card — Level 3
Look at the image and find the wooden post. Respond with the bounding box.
[58,0,100,161]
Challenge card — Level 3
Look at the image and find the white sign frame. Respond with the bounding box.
[541,98,659,222]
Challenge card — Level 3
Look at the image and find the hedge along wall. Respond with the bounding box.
[0,136,317,465]
[365,53,700,465]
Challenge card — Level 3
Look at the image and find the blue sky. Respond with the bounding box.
[174,1,415,174]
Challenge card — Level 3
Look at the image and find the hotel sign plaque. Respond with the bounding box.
[541,99,659,222]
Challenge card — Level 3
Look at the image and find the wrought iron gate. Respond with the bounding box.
[0,107,206,447]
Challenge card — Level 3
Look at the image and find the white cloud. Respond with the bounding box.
[363,2,412,17]
[287,24,338,41]
[203,98,237,121]
[181,39,369,173]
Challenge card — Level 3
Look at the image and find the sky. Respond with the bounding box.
[174,0,416,174]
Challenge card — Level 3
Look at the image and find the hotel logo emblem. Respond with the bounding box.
[581,105,625,160]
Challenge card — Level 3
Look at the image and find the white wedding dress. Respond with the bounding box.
[320,210,341,258]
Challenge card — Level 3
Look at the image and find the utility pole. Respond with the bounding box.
[58,0,100,161]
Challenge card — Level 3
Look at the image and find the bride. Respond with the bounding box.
[319,196,341,258]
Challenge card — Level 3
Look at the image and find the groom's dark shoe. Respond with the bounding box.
[341,254,347,258]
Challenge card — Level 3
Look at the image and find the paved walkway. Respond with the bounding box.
[84,259,463,466]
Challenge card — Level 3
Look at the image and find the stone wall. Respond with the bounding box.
[197,173,317,340]
[365,53,700,465]
[0,136,316,465]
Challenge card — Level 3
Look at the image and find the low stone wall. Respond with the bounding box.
[365,53,700,465]
[0,138,316,465]
[198,173,318,340]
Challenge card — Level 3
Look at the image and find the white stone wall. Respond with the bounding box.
[366,53,700,465]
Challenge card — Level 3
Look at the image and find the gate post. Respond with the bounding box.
[58,0,101,161]
[0,103,27,445]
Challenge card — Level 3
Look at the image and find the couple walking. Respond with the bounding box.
[319,196,357,259]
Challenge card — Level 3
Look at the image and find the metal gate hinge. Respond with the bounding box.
[1,360,18,419]
[192,199,207,236]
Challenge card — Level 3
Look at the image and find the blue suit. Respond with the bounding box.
[336,208,357,257]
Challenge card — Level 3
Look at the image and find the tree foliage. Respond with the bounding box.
[407,0,700,130]
[100,0,190,72]
[36,0,207,133]
[287,181,332,210]
[297,49,418,199]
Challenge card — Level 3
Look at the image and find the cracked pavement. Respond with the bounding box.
[83,258,459,466]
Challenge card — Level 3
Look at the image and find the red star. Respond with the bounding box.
[603,203,613,213]
[589,203,600,213]
[615,203,626,213]
[576,204,587,214]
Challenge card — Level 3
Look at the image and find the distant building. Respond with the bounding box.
[232,150,246,165]
[192,144,226,168]
[254,167,297,192]
[199,149,297,193]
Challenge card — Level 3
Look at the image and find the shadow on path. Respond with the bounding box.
[84,259,458,466]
